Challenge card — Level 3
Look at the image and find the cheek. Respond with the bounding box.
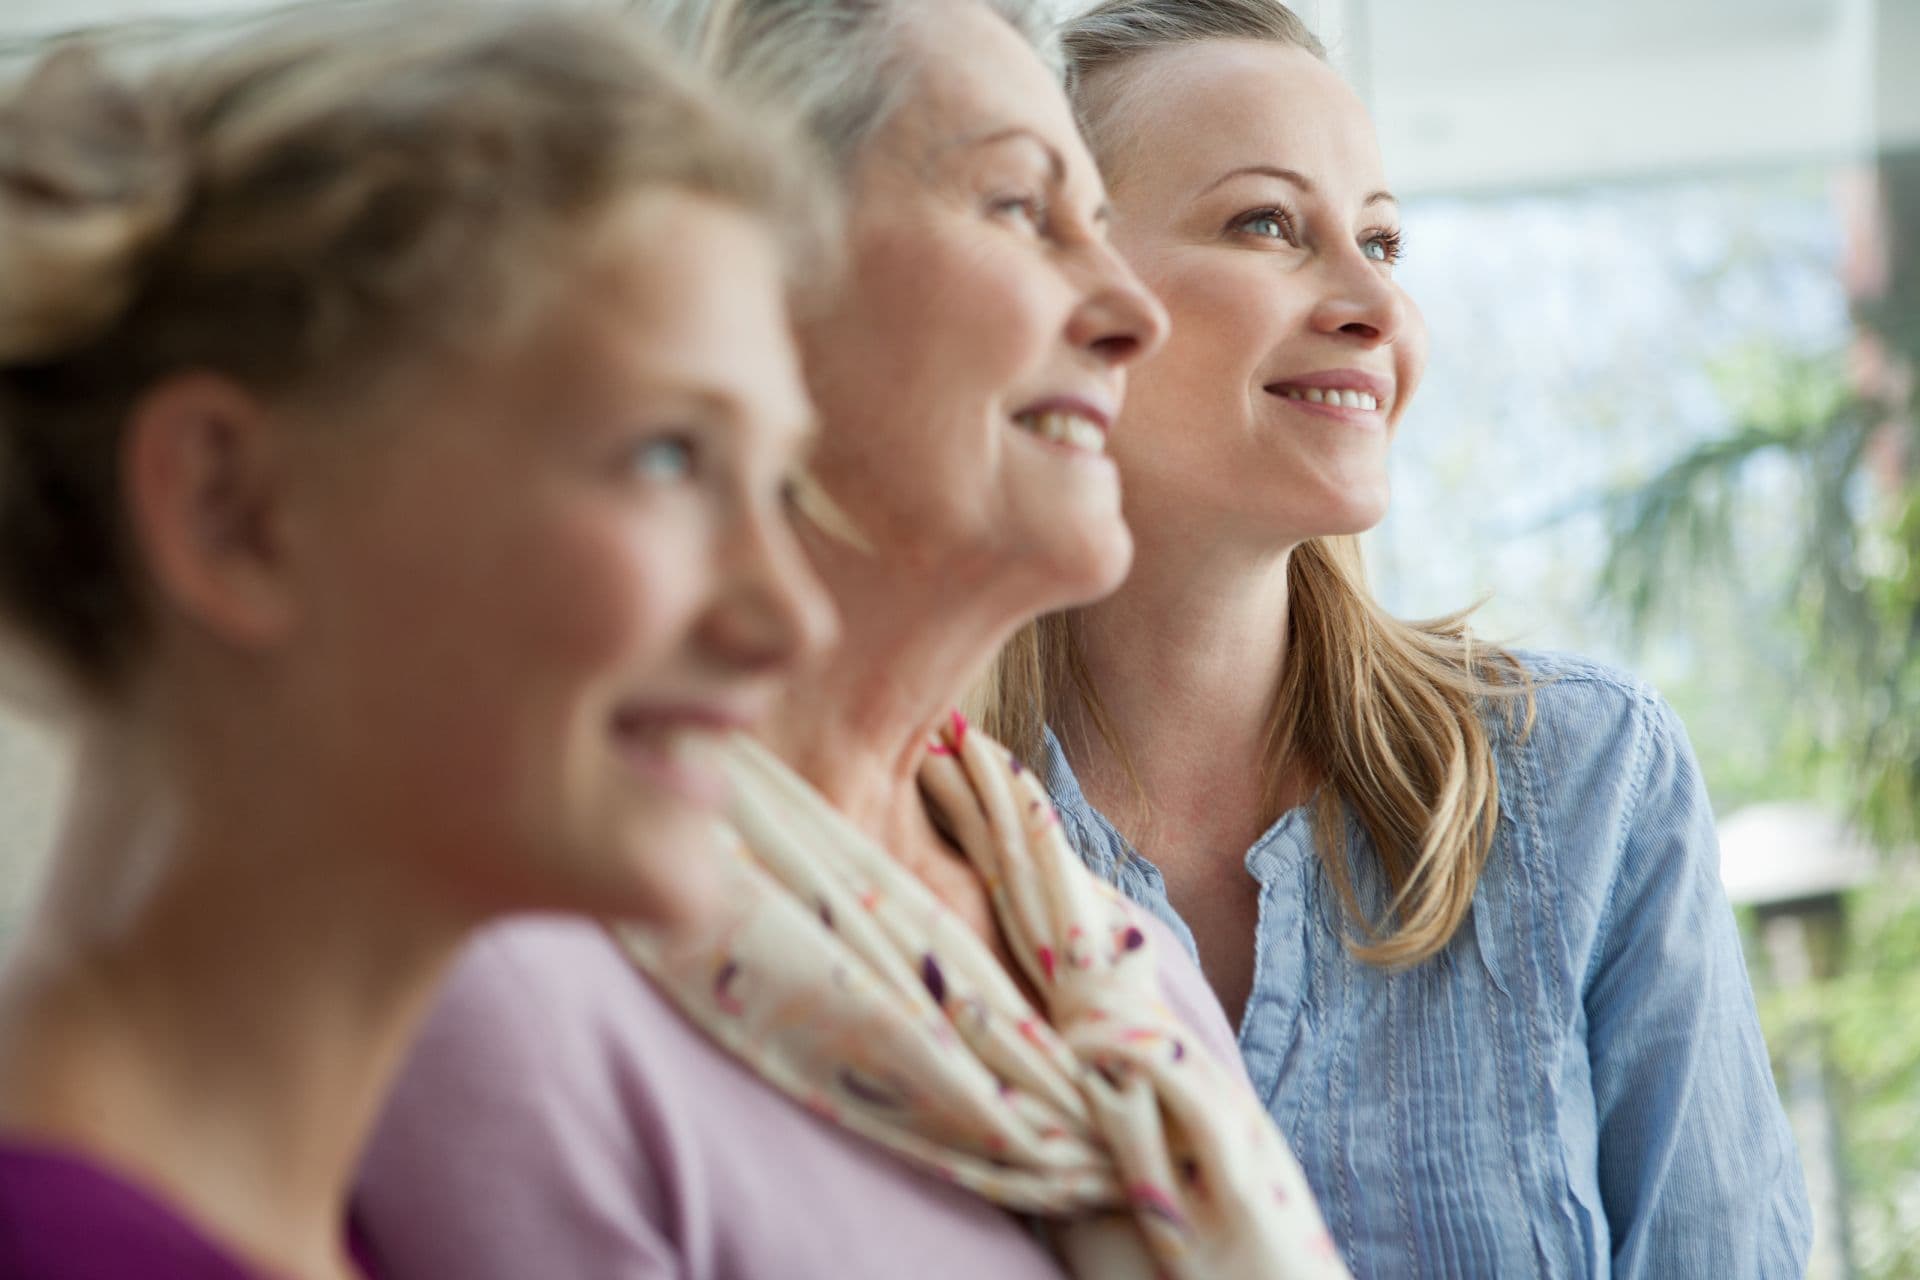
[1124,270,1287,458]
[1116,261,1281,457]
[1148,258,1293,382]
[1390,341,1427,431]
[509,506,706,677]
[807,237,1061,524]
[834,225,1057,413]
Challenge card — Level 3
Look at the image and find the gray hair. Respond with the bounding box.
[1059,0,1325,176]
[640,0,1059,172]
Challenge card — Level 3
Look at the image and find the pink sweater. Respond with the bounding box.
[354,915,1244,1280]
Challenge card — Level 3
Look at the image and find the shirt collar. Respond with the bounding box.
[1036,724,1128,879]
[1038,724,1095,821]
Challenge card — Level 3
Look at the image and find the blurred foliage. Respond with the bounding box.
[1757,880,1920,1279]
[1592,345,1916,847]
[1588,151,1920,1279]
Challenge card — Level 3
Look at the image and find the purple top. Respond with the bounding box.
[0,1142,376,1280]
[355,915,1247,1280]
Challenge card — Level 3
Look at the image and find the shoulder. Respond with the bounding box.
[365,916,706,1186]
[356,920,702,1276]
[414,916,662,1064]
[1506,648,1669,728]
[440,914,641,1005]
[0,1142,259,1279]
[1493,648,1693,804]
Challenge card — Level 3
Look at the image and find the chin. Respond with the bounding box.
[1335,489,1392,536]
[1271,477,1391,541]
[526,802,729,926]
[601,814,728,927]
[1030,513,1135,611]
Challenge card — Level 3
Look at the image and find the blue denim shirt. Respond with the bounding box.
[1040,651,1811,1278]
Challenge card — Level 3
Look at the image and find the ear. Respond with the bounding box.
[122,373,299,652]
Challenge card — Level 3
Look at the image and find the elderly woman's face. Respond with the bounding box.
[799,3,1166,608]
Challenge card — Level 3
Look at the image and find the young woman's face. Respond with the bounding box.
[797,2,1168,611]
[290,192,834,924]
[1092,40,1425,550]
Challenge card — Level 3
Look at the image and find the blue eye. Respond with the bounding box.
[1233,207,1296,242]
[630,436,696,484]
[1363,228,1405,264]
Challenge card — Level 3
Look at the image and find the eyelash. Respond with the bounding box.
[1233,206,1299,243]
[1232,206,1405,265]
[990,190,1050,234]
[1363,227,1405,265]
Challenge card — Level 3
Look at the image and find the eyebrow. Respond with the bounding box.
[943,125,1114,224]
[957,125,1064,182]
[1199,163,1397,209]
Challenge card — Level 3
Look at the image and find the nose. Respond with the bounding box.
[1064,239,1170,368]
[699,495,839,677]
[1309,247,1406,345]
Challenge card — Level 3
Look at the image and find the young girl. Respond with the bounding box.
[0,8,832,1277]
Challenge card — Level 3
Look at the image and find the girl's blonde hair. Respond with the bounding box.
[979,0,1531,969]
[0,4,827,696]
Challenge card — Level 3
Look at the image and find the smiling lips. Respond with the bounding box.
[1011,396,1114,457]
[1014,408,1106,453]
[1271,385,1380,412]
[1263,369,1393,418]
[610,705,750,806]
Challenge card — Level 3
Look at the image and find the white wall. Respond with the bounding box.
[0,713,64,931]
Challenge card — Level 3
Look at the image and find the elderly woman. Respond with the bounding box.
[985,1,1813,1277]
[0,7,831,1279]
[353,2,1347,1278]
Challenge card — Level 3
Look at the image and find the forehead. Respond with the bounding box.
[882,3,1082,166]
[527,192,806,416]
[1108,39,1386,199]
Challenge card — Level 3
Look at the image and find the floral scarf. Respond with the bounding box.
[612,713,1348,1280]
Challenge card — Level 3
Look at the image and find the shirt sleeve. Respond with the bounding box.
[1582,695,1813,1279]
[353,924,682,1280]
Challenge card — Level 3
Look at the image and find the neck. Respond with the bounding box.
[763,535,1028,850]
[1061,524,1306,841]
[0,722,468,1280]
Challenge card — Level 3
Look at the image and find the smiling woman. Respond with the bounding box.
[983,2,1814,1278]
[353,1,1358,1278]
[0,8,833,1277]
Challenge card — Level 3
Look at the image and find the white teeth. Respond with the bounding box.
[1015,410,1107,455]
[664,727,717,767]
[1276,387,1380,411]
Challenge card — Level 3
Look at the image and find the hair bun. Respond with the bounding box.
[0,45,188,365]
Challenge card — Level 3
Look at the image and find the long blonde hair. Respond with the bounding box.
[979,0,1531,970]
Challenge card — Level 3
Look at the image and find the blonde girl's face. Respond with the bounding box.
[1092,39,1427,552]
[287,191,836,925]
